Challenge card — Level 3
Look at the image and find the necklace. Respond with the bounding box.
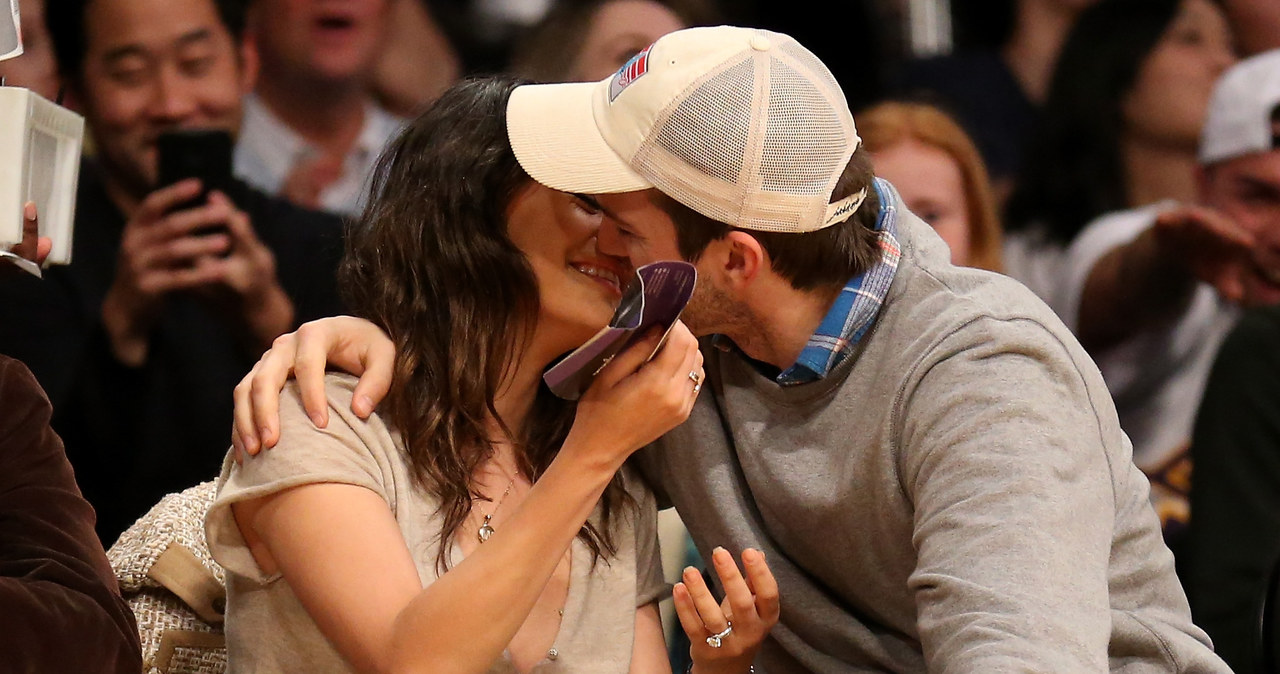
[476,477,517,543]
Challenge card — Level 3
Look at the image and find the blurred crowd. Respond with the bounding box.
[2,0,1280,671]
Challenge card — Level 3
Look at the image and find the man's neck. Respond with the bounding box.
[1002,0,1079,104]
[254,67,369,158]
[726,282,844,371]
[1124,138,1199,208]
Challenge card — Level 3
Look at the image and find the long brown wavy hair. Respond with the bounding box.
[340,75,630,572]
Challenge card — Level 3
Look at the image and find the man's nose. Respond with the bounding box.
[596,221,626,257]
[147,66,199,122]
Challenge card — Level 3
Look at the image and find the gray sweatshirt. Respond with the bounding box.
[634,199,1227,672]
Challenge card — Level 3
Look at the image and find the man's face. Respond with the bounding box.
[1201,148,1280,303]
[252,0,388,86]
[76,0,250,197]
[591,190,741,336]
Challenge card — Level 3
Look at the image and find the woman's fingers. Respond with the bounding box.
[711,547,759,625]
[590,328,664,390]
[743,548,780,624]
[681,564,729,632]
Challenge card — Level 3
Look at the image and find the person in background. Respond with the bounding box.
[0,0,346,544]
[1002,0,1234,312]
[0,0,60,99]
[1221,0,1280,57]
[0,210,143,673]
[507,0,712,83]
[860,99,1004,271]
[1055,49,1280,537]
[898,0,1098,198]
[1182,305,1280,673]
[367,0,461,118]
[234,0,403,216]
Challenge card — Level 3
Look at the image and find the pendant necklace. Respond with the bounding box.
[476,476,517,543]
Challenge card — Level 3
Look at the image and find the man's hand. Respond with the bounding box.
[197,191,294,349]
[101,181,295,366]
[1152,205,1257,303]
[12,202,53,264]
[233,316,395,460]
[101,179,235,365]
[279,151,343,210]
[1081,204,1280,351]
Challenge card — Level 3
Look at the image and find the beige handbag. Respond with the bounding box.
[107,481,227,674]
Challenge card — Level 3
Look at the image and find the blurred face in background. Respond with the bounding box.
[1123,0,1236,152]
[1220,0,1280,56]
[0,0,60,100]
[75,0,252,198]
[1201,141,1280,305]
[251,0,390,87]
[872,139,972,266]
[569,0,685,81]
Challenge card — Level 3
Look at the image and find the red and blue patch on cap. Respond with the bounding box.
[609,45,652,103]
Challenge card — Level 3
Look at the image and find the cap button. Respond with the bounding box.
[750,34,771,51]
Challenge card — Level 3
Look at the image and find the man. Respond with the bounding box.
[1055,49,1280,534]
[0,0,345,543]
[235,27,1226,670]
[233,0,402,216]
[0,218,142,671]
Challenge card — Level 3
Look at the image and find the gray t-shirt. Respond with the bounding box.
[635,199,1228,672]
[206,375,666,673]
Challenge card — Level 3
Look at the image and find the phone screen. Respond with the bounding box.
[156,129,234,209]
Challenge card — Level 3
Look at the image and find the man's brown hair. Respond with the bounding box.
[656,146,882,291]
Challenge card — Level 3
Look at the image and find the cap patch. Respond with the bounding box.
[609,46,652,103]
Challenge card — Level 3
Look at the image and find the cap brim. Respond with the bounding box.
[507,81,652,194]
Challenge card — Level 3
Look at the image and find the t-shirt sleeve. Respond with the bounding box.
[626,470,668,608]
[205,374,400,583]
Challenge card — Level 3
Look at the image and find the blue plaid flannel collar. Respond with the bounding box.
[774,178,901,385]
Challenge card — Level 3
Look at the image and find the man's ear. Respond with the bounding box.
[715,230,766,291]
[237,34,260,95]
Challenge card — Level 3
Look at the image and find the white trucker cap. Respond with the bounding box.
[1199,49,1280,165]
[506,26,866,234]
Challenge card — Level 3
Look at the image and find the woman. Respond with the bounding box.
[860,100,1004,272]
[1002,0,1235,309]
[205,76,777,673]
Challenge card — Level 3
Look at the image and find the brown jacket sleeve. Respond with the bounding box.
[0,354,142,672]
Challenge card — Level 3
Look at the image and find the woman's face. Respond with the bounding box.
[1123,0,1236,151]
[505,183,630,349]
[872,139,973,266]
[570,0,686,82]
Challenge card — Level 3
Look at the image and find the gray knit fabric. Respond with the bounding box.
[635,196,1229,673]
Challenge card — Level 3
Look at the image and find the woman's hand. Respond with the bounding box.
[675,547,780,674]
[563,320,704,469]
[232,316,395,460]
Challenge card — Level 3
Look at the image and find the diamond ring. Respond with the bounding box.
[706,622,733,648]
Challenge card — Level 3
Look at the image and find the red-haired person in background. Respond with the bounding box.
[861,100,1004,273]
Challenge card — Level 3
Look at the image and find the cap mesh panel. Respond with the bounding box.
[651,57,755,186]
[628,31,860,232]
[761,55,850,195]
